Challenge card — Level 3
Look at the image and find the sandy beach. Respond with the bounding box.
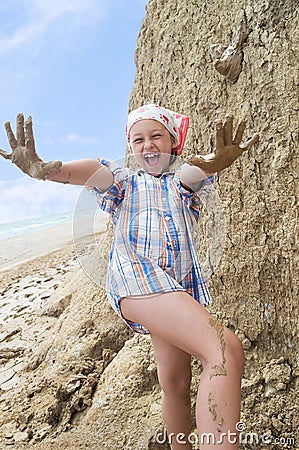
[0,211,108,273]
[0,222,75,272]
[0,217,108,391]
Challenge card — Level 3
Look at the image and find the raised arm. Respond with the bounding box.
[46,158,113,190]
[0,113,113,191]
[180,163,212,192]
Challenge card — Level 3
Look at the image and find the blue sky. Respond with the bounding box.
[0,0,148,223]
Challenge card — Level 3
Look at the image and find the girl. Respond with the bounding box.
[0,105,258,449]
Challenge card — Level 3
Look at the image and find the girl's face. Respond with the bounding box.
[129,119,178,175]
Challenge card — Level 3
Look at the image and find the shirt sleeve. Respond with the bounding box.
[89,158,131,223]
[175,173,215,221]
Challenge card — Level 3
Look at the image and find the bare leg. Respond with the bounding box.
[151,334,192,449]
[121,292,244,449]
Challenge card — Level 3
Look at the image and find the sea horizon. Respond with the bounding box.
[0,206,108,241]
[0,211,76,241]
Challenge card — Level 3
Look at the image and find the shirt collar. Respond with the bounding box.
[137,168,174,178]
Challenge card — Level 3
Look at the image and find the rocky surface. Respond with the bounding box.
[131,0,298,362]
[0,0,298,449]
[0,247,298,449]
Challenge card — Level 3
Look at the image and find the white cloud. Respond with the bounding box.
[62,133,99,145]
[0,0,109,55]
[0,177,83,223]
[40,132,100,152]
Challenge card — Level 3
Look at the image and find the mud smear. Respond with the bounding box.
[208,317,227,379]
[208,392,225,430]
[209,21,251,83]
[184,384,191,407]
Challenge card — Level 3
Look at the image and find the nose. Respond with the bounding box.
[143,138,153,150]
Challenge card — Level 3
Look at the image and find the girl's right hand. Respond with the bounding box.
[0,113,62,180]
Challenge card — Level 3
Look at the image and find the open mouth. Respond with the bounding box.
[143,153,160,166]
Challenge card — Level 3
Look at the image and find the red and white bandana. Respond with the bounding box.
[126,104,189,155]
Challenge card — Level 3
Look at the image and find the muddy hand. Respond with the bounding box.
[0,113,62,180]
[187,115,259,173]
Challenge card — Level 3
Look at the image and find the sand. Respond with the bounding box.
[0,214,108,272]
[0,222,74,272]
[0,217,108,391]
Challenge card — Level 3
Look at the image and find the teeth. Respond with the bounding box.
[144,153,159,159]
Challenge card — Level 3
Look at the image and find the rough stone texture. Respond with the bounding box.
[130,0,299,361]
[0,1,298,449]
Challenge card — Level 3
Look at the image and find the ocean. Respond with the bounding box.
[0,211,75,241]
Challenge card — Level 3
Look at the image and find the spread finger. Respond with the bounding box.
[4,121,17,150]
[16,113,25,147]
[223,114,233,146]
[25,116,36,155]
[0,148,12,160]
[215,119,224,150]
[233,120,246,145]
[240,133,259,150]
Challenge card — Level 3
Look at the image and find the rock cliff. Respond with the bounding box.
[130,0,298,363]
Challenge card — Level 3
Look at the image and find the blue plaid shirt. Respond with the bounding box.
[93,159,213,334]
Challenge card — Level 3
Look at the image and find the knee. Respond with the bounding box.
[203,328,244,378]
[225,331,245,376]
[158,367,192,397]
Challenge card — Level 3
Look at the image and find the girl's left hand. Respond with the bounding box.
[187,115,259,173]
